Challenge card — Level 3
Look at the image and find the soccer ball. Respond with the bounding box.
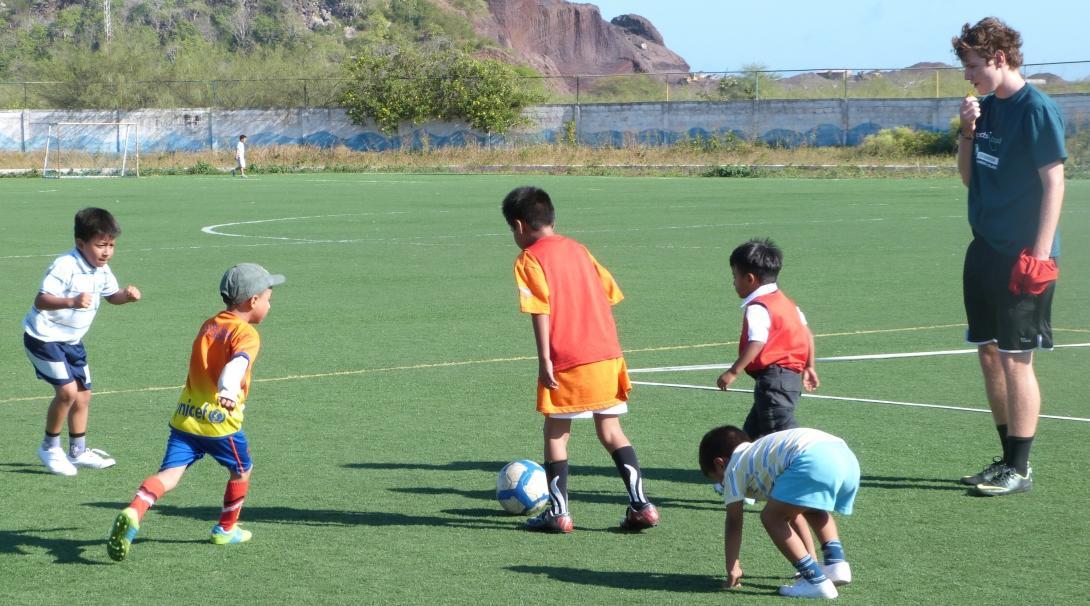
[496,459,550,516]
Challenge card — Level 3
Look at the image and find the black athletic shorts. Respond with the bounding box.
[963,238,1054,352]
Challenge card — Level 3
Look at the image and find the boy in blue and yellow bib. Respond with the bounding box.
[107,263,284,561]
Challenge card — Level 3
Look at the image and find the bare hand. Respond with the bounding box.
[803,367,820,392]
[217,396,237,410]
[717,369,737,391]
[724,563,744,589]
[960,95,980,135]
[72,292,93,308]
[124,285,142,302]
[538,361,558,390]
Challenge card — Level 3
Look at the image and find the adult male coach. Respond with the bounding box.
[953,17,1066,496]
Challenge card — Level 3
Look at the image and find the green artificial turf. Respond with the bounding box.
[1,174,1086,604]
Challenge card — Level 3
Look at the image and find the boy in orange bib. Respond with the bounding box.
[502,186,658,533]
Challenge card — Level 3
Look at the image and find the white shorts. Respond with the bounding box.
[548,402,628,419]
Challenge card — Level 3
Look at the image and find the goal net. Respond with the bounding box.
[42,122,140,178]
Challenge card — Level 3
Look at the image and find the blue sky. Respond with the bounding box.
[590,1,1089,79]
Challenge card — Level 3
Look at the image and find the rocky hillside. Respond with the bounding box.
[0,0,688,78]
[476,0,689,78]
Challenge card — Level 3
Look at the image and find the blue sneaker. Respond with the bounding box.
[211,524,252,545]
[107,507,140,561]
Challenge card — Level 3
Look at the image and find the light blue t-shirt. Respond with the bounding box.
[968,84,1066,257]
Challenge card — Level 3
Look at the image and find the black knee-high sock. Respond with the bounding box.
[544,460,569,515]
[610,445,648,506]
[996,424,1009,462]
[1006,436,1034,476]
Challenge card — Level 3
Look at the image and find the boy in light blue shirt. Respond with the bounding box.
[23,208,141,476]
[699,425,859,600]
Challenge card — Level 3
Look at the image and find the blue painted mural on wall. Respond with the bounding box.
[2,95,1086,154]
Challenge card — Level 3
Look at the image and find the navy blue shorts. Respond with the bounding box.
[160,427,253,475]
[24,333,91,389]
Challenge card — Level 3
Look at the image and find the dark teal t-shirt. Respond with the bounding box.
[968,84,1066,256]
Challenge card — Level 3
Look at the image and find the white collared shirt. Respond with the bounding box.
[24,248,119,344]
[740,283,807,342]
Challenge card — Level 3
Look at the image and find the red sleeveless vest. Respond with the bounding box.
[740,289,809,375]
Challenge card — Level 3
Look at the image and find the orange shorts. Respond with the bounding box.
[537,357,632,416]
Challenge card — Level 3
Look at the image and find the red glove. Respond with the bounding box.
[1009,249,1058,295]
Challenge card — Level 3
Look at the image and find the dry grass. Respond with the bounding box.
[0,142,963,178]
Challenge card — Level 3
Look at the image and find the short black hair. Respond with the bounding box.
[74,207,120,242]
[240,134,247,140]
[501,186,555,230]
[729,238,783,284]
[698,425,751,478]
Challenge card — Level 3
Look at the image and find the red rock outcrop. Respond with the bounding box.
[479,0,689,78]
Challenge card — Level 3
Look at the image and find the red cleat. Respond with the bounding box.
[620,502,659,531]
[526,510,574,534]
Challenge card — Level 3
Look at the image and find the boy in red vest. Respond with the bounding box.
[502,186,658,534]
[716,238,819,439]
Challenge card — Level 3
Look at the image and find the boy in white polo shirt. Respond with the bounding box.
[23,207,141,476]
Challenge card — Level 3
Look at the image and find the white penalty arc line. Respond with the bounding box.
[629,342,1090,373]
[630,381,1090,423]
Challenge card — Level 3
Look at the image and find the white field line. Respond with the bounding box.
[3,327,1086,405]
[0,211,975,261]
[0,322,960,403]
[629,342,1090,373]
[630,381,1090,423]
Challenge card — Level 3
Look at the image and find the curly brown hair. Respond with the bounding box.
[952,17,1023,69]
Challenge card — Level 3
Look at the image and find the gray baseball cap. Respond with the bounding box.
[220,263,285,305]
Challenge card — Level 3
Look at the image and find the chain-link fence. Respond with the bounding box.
[1,62,1087,110]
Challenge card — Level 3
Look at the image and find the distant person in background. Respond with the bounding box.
[234,134,248,177]
[953,17,1066,496]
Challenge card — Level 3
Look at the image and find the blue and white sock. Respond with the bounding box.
[68,433,86,458]
[793,554,828,585]
[42,433,61,450]
[822,540,845,564]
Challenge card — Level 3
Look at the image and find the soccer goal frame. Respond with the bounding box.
[42,122,140,178]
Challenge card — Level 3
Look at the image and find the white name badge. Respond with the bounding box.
[976,150,999,170]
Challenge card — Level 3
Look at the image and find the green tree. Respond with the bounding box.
[340,40,541,135]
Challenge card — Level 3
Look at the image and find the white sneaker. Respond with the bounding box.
[823,561,852,586]
[38,445,78,476]
[68,448,116,469]
[778,577,838,599]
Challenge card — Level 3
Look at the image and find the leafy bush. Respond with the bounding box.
[705,164,762,178]
[859,126,956,157]
[187,160,216,174]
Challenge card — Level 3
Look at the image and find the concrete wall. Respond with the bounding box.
[2,94,1088,153]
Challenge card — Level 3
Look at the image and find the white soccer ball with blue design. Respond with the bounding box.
[496,459,549,516]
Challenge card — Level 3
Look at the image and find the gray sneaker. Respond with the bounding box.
[971,465,1033,496]
[959,457,1005,486]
